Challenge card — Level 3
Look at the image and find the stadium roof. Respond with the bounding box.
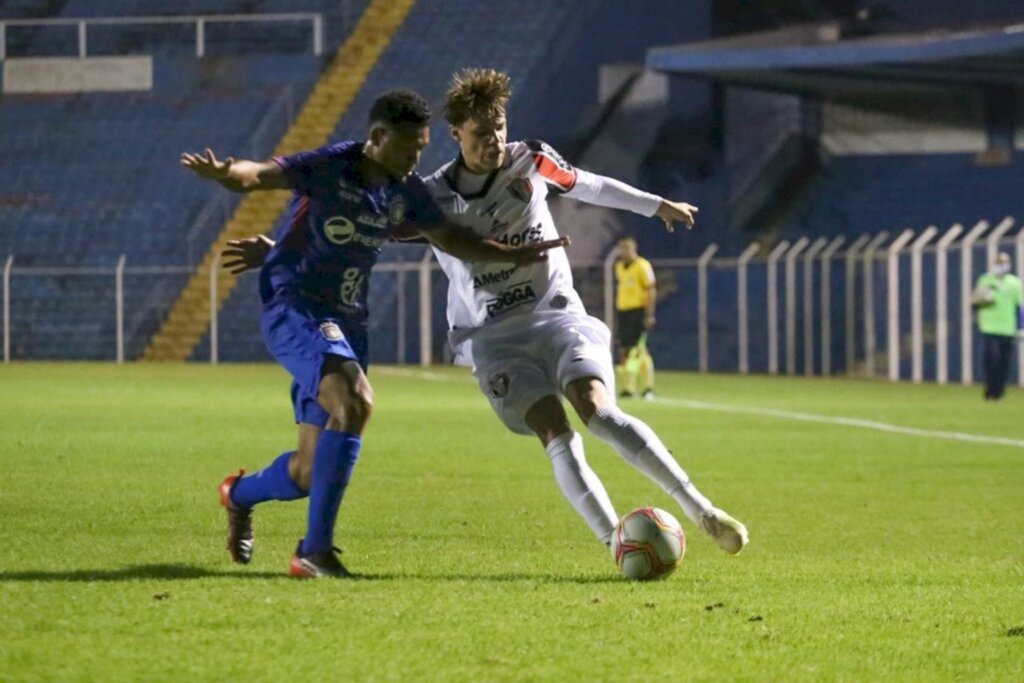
[646,22,1024,95]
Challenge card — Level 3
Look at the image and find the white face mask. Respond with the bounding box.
[993,263,1011,277]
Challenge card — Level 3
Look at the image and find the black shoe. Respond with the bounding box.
[641,389,655,401]
[218,470,253,564]
[619,390,635,399]
[289,541,352,578]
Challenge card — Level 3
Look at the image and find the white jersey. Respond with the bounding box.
[422,140,663,362]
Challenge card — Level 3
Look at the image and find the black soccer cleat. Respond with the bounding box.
[218,470,254,564]
[289,541,352,579]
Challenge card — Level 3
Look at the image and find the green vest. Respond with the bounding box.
[975,272,1022,337]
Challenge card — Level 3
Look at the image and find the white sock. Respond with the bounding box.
[545,431,618,544]
[586,405,712,525]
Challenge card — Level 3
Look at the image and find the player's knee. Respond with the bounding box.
[289,450,314,491]
[566,380,612,424]
[338,389,373,431]
[524,396,571,445]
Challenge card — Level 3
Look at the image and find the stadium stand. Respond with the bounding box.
[0,1,364,359]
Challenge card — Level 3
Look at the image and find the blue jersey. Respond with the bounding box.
[259,140,442,319]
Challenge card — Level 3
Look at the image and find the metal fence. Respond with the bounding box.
[3,216,1023,386]
[0,12,326,60]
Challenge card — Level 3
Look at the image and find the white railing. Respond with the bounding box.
[3,218,1022,385]
[0,12,324,61]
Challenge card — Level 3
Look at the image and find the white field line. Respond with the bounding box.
[375,367,1024,450]
[656,397,1024,450]
[374,366,463,382]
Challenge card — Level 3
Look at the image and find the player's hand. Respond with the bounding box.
[655,200,698,233]
[181,148,234,180]
[221,235,274,274]
[643,314,656,330]
[506,236,571,265]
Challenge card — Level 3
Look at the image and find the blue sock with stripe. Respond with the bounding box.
[300,430,361,555]
[230,451,306,508]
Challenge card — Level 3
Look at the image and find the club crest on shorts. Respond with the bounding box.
[507,177,533,203]
[488,372,510,398]
[319,322,345,342]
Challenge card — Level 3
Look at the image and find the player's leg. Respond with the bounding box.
[638,346,655,400]
[523,395,618,545]
[551,315,747,554]
[218,393,322,565]
[289,356,371,578]
[982,334,998,399]
[567,377,748,554]
[472,329,619,546]
[616,310,643,398]
[994,336,1013,399]
[259,305,368,577]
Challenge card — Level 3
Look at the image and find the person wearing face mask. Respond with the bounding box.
[972,252,1023,400]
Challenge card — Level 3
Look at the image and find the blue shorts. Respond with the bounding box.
[261,302,368,427]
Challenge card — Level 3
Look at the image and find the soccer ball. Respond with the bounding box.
[611,507,686,581]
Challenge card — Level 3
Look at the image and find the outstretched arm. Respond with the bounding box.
[181,148,289,193]
[218,226,571,274]
[423,223,570,265]
[565,170,698,232]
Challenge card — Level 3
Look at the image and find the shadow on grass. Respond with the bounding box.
[0,563,284,582]
[0,564,623,584]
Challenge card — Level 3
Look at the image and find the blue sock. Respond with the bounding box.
[230,451,307,508]
[300,430,361,555]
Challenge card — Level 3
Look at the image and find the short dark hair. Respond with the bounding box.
[369,90,431,128]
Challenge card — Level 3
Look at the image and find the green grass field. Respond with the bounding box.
[2,363,1023,682]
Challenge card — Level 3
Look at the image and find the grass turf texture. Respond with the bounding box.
[1,363,1023,682]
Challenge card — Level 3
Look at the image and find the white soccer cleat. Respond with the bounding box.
[699,508,749,555]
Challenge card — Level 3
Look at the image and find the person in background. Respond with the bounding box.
[614,237,657,400]
[972,252,1023,401]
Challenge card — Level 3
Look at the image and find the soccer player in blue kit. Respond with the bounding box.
[182,90,565,577]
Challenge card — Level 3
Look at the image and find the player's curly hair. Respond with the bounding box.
[369,89,431,127]
[444,68,512,127]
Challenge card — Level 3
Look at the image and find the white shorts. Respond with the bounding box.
[468,313,617,435]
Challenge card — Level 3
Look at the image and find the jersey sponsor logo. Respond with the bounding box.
[485,282,537,317]
[319,322,345,342]
[507,176,533,203]
[357,212,388,229]
[323,216,356,245]
[473,267,517,289]
[388,196,408,224]
[488,372,510,398]
[495,223,543,247]
[323,215,387,248]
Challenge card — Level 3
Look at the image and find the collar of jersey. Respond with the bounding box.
[443,153,504,200]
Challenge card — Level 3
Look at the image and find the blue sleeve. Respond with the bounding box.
[273,142,353,196]
[400,175,445,231]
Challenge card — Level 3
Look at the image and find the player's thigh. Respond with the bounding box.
[549,315,617,399]
[473,342,556,436]
[318,357,373,423]
[261,304,365,422]
[523,394,573,444]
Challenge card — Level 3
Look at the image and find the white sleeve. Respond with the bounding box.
[563,169,663,217]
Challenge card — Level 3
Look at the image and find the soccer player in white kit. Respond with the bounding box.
[425,69,748,554]
[224,70,749,556]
